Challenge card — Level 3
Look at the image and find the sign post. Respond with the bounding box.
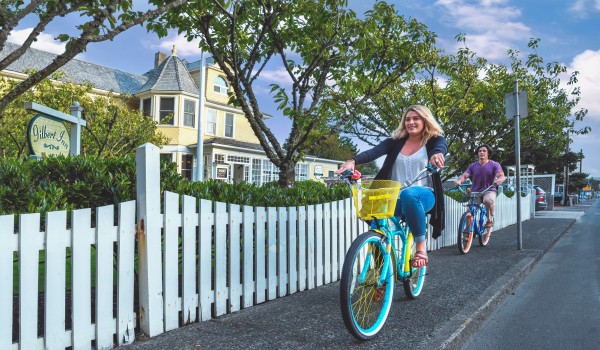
[25,101,86,156]
[505,82,527,250]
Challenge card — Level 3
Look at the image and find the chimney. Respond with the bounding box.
[154,51,167,68]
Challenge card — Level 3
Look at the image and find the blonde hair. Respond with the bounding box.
[391,105,444,145]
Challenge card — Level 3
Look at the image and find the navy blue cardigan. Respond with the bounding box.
[353,136,448,239]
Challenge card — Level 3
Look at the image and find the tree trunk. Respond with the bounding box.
[277,161,296,188]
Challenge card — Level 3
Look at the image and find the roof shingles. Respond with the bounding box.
[0,42,147,94]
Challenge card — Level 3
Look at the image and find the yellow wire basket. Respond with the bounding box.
[351,180,402,220]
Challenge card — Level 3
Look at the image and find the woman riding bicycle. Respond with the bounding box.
[336,105,447,268]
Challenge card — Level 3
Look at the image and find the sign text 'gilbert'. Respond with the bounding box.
[27,114,70,156]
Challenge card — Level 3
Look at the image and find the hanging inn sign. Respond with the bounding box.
[25,101,86,157]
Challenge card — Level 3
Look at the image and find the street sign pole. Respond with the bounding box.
[513,81,523,250]
[505,81,527,250]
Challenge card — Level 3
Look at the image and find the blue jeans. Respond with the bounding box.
[394,187,435,243]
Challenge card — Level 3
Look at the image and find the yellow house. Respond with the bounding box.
[0,43,342,184]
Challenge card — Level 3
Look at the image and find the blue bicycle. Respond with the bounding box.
[455,184,496,254]
[339,166,438,340]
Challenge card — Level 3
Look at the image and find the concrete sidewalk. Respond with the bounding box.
[118,201,593,350]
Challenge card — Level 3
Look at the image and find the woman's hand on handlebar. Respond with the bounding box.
[429,153,445,169]
[335,159,355,174]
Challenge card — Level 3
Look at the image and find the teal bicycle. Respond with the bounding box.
[339,165,438,340]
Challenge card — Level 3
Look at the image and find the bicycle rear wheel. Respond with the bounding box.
[403,233,427,299]
[458,212,473,254]
[478,210,492,246]
[340,231,394,340]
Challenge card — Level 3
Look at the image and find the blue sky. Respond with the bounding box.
[8,0,600,177]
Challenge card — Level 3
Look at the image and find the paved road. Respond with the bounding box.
[118,202,593,350]
[461,199,600,349]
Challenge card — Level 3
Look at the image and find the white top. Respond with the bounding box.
[390,146,432,189]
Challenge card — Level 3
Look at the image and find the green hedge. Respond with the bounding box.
[0,156,351,216]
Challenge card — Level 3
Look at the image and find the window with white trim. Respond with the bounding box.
[206,108,217,135]
[181,154,193,180]
[183,99,195,127]
[227,155,250,164]
[295,163,308,181]
[262,160,272,183]
[252,159,262,185]
[142,98,152,117]
[214,76,228,94]
[215,154,225,164]
[272,163,280,182]
[224,113,234,138]
[159,97,175,125]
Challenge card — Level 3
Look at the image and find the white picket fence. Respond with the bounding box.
[0,203,137,350]
[431,191,533,250]
[1,143,533,349]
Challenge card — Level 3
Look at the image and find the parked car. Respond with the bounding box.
[519,184,547,210]
[533,185,547,211]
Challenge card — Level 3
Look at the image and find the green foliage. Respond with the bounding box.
[150,0,436,187]
[0,73,169,158]
[348,35,588,181]
[310,135,357,162]
[0,156,351,216]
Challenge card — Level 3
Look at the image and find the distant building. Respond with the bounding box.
[0,42,341,183]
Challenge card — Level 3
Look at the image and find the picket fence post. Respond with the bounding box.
[136,143,164,336]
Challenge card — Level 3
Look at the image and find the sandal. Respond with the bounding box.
[411,251,428,268]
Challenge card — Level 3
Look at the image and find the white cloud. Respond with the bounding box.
[568,0,600,17]
[8,28,66,55]
[567,49,600,121]
[146,32,202,58]
[257,67,293,86]
[433,0,531,60]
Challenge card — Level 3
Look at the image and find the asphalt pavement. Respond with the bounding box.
[118,200,592,350]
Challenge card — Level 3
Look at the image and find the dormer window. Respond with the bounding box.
[214,76,228,95]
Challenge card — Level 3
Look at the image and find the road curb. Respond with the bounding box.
[424,219,577,350]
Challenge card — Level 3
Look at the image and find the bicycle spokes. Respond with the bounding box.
[340,232,394,340]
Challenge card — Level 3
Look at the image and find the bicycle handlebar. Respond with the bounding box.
[338,164,442,188]
[452,183,498,196]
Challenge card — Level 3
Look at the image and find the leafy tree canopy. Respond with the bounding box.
[150,0,436,187]
[347,35,588,181]
[0,0,189,113]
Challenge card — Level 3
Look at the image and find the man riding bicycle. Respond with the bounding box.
[453,144,505,228]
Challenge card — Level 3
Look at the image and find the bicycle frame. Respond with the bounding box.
[463,198,487,237]
[341,165,438,285]
[367,216,415,285]
[457,184,496,237]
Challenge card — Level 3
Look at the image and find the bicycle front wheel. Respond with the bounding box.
[340,231,394,340]
[458,212,473,254]
[402,232,427,299]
